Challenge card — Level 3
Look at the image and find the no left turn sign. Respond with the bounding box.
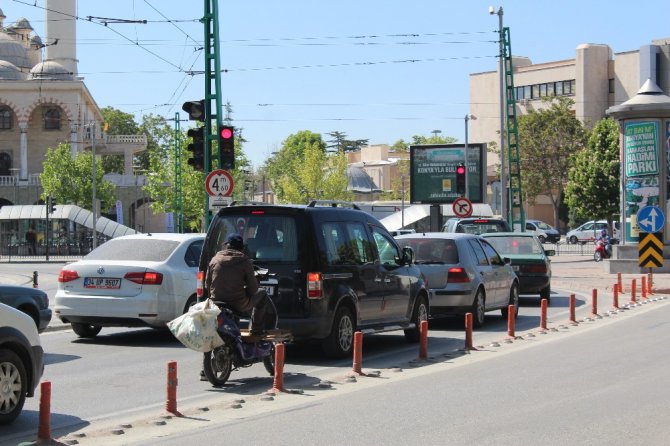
[452,197,473,218]
[205,169,234,197]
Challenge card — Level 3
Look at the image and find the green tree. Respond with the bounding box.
[100,106,141,173]
[565,117,620,229]
[411,134,458,145]
[40,143,116,211]
[517,97,587,228]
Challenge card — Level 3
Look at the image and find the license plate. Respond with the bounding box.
[261,285,275,297]
[84,277,121,289]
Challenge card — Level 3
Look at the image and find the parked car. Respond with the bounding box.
[0,285,51,332]
[481,232,554,302]
[54,233,204,338]
[566,220,620,244]
[199,201,428,358]
[442,217,511,235]
[394,232,519,327]
[519,220,561,244]
[0,303,44,425]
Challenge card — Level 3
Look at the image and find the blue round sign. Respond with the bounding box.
[637,206,665,233]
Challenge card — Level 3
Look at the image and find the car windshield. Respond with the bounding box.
[213,214,299,261]
[485,236,543,256]
[456,220,508,235]
[396,238,458,264]
[85,239,180,261]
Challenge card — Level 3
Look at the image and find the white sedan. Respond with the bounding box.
[54,233,204,338]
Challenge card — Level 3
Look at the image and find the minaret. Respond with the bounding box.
[44,0,78,76]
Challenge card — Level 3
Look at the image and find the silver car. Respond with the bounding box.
[395,232,519,327]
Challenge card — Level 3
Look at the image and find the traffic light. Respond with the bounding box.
[186,127,205,171]
[455,163,466,196]
[219,125,235,170]
[181,99,205,122]
[47,196,56,214]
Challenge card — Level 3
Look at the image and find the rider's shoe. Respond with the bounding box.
[200,369,208,381]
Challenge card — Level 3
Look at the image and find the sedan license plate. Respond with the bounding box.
[261,285,276,297]
[84,277,121,289]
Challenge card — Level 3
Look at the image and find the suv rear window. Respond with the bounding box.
[398,238,458,264]
[456,219,509,235]
[211,214,298,261]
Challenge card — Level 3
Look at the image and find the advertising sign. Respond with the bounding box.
[624,121,658,177]
[410,144,485,204]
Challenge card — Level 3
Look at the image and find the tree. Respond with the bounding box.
[327,131,369,152]
[517,97,587,228]
[411,134,458,145]
[565,117,620,229]
[100,106,141,173]
[40,143,116,212]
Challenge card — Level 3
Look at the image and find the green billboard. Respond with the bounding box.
[410,144,486,204]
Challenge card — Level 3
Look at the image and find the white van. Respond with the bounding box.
[566,220,620,244]
[518,220,561,244]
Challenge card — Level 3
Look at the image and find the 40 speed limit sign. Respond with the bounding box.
[205,169,234,197]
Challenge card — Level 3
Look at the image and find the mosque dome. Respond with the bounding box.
[8,17,33,31]
[0,60,26,80]
[0,32,30,68]
[29,60,74,80]
[30,35,43,47]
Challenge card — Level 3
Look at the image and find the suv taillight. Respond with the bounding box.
[447,267,470,283]
[196,271,204,298]
[307,272,323,299]
[58,269,79,283]
[124,271,163,285]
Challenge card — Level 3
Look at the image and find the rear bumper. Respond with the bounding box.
[518,276,550,294]
[428,289,474,315]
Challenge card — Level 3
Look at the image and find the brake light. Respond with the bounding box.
[124,271,164,285]
[251,210,265,215]
[58,270,79,283]
[447,267,470,283]
[521,264,547,273]
[196,271,204,298]
[307,272,323,299]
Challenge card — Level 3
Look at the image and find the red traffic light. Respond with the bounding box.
[220,127,233,139]
[456,164,466,175]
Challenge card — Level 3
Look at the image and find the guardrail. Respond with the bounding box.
[545,241,596,256]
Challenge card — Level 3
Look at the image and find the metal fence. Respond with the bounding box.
[547,241,596,256]
[0,231,109,262]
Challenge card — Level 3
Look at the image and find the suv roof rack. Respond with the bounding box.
[228,200,268,207]
[307,200,361,210]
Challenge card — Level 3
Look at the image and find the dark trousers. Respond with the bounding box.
[248,289,277,334]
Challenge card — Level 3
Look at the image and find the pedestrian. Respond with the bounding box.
[25,226,37,255]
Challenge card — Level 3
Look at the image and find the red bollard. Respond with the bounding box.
[617,272,623,293]
[272,342,285,392]
[612,283,620,310]
[569,294,577,324]
[464,313,475,351]
[37,381,51,442]
[507,305,515,338]
[418,320,428,360]
[648,272,653,294]
[641,276,647,300]
[591,289,598,317]
[166,361,182,416]
[631,279,637,303]
[540,298,548,330]
[352,331,363,375]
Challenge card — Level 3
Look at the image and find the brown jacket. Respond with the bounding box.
[205,248,258,314]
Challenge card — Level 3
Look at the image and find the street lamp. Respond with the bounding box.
[464,114,477,198]
[401,175,406,228]
[431,129,442,138]
[490,5,507,221]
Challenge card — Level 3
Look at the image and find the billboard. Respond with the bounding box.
[410,144,486,204]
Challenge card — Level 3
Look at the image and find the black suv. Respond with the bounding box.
[198,201,428,358]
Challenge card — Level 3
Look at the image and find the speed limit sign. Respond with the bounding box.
[205,169,234,197]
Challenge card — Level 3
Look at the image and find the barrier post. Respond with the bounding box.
[37,381,51,442]
[32,271,38,288]
[272,343,285,392]
[591,289,598,317]
[507,305,516,338]
[569,294,577,325]
[641,276,647,300]
[612,283,619,310]
[648,271,653,294]
[352,331,363,375]
[166,361,182,416]
[464,313,475,351]
[631,279,637,304]
[540,298,548,330]
[617,272,623,293]
[418,320,428,360]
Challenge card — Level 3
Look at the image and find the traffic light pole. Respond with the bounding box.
[174,112,183,233]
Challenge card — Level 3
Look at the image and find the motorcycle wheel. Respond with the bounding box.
[594,251,602,262]
[203,345,233,387]
[263,344,276,376]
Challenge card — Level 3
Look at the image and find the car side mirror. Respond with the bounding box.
[544,249,556,256]
[400,246,415,265]
[503,257,511,265]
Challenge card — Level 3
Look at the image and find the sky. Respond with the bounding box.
[3,0,669,168]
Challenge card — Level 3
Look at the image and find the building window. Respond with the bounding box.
[531,84,540,99]
[0,107,12,130]
[44,107,61,130]
[0,152,11,176]
[539,83,547,97]
[608,78,615,94]
[555,81,563,96]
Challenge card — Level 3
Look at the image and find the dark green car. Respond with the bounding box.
[481,232,554,302]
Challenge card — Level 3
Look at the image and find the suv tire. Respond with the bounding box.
[0,349,27,425]
[322,306,355,359]
[404,295,428,342]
